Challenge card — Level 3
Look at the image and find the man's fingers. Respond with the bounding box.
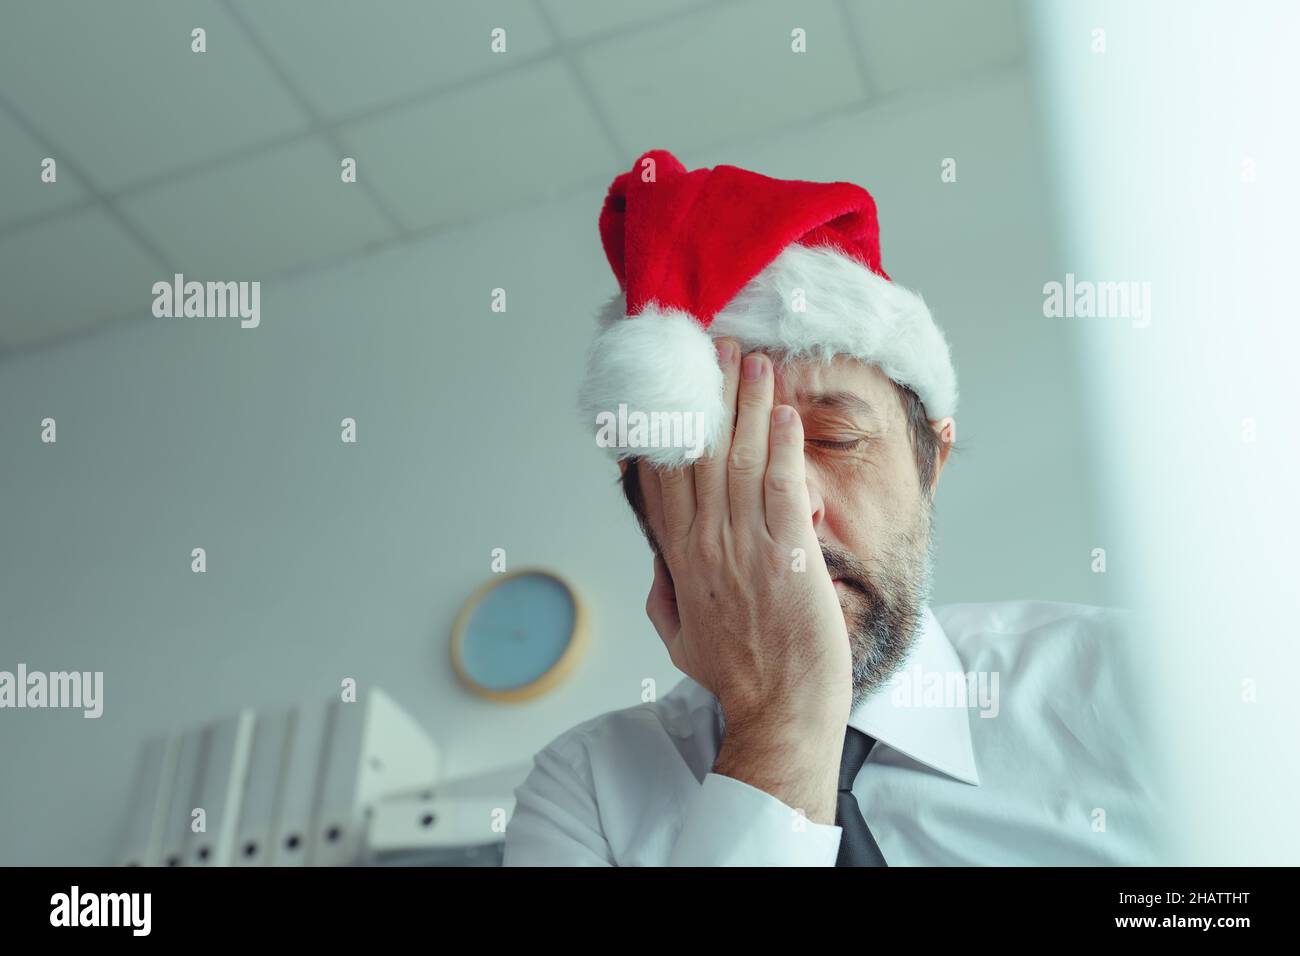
[764,404,814,542]
[657,460,695,548]
[693,338,739,529]
[644,552,682,646]
[728,352,774,529]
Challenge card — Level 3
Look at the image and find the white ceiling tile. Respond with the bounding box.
[0,0,309,192]
[0,109,90,228]
[117,138,394,279]
[539,0,706,42]
[852,0,1023,96]
[230,0,555,120]
[0,209,160,349]
[578,0,866,156]
[339,60,617,233]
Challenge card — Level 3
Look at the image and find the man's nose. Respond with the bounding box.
[805,470,827,530]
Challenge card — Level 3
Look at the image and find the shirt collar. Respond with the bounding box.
[849,605,981,786]
[693,606,980,786]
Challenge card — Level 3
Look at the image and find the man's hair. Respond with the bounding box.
[619,377,951,551]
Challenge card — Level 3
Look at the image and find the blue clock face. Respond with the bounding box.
[460,573,578,692]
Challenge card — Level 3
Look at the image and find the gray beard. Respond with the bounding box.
[714,501,937,737]
[823,501,936,710]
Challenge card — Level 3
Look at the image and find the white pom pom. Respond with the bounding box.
[577,305,725,468]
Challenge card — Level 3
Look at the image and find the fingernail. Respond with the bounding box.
[773,405,795,424]
[743,354,763,381]
[716,340,735,364]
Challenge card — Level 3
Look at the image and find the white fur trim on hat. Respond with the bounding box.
[578,243,957,468]
[578,303,725,468]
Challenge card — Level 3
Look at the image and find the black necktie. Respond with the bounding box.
[835,727,888,866]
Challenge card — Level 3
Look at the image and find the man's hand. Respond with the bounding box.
[643,340,851,824]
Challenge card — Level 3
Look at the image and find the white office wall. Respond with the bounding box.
[0,68,1095,864]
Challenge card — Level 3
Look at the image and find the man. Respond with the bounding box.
[503,150,1162,866]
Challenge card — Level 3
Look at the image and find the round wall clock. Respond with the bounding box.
[450,568,587,703]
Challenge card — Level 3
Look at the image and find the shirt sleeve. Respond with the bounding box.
[666,772,843,866]
[502,741,614,866]
[503,734,843,867]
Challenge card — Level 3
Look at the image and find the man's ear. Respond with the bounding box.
[932,416,955,446]
[930,416,956,486]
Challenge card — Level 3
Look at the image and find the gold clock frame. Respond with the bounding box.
[450,567,588,703]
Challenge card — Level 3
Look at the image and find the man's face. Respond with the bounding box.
[631,353,952,707]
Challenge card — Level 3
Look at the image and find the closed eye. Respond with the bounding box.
[808,438,868,451]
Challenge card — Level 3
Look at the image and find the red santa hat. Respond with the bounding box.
[579,149,957,468]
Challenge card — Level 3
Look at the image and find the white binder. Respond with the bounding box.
[185,709,255,867]
[115,734,179,867]
[232,707,293,867]
[368,761,529,855]
[118,688,441,867]
[368,795,510,853]
[271,698,332,866]
[157,726,206,867]
[311,689,440,866]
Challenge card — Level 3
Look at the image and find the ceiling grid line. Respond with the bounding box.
[836,0,879,102]
[0,89,178,275]
[217,0,410,241]
[532,0,628,168]
[0,0,1026,354]
[1,1,738,243]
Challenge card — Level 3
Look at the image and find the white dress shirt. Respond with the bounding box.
[503,600,1164,866]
